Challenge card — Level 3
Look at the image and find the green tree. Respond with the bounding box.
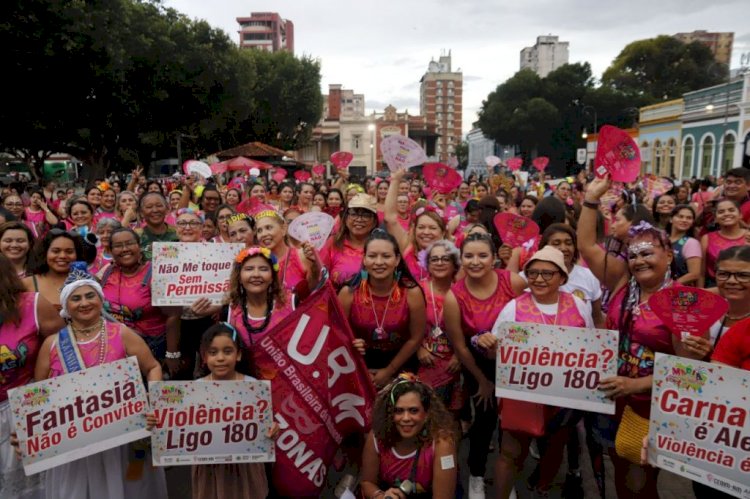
[454,140,468,168]
[602,35,726,102]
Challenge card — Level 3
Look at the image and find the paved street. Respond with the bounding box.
[165,422,697,498]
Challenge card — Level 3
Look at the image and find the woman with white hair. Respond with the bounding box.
[33,262,166,499]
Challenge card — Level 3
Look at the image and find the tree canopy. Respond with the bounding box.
[0,0,322,181]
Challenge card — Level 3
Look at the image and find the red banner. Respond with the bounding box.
[255,283,376,497]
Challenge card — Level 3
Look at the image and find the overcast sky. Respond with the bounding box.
[166,0,750,135]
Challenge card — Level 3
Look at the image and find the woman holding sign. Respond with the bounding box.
[33,264,166,499]
[580,180,709,497]
[442,232,526,498]
[99,228,181,377]
[0,254,64,499]
[489,246,594,498]
[339,229,426,389]
[360,376,458,499]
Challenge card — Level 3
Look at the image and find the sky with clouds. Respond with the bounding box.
[166,0,750,135]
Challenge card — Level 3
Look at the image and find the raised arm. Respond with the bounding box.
[578,175,626,291]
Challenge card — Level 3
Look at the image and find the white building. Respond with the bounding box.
[467,127,497,176]
[520,35,570,77]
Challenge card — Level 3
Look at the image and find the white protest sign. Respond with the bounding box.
[151,242,244,306]
[287,212,335,250]
[495,322,618,414]
[150,380,275,466]
[648,353,750,498]
[9,357,149,475]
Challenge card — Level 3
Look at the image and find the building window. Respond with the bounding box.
[668,139,677,177]
[353,134,361,151]
[448,81,454,89]
[654,140,663,176]
[683,137,694,177]
[700,135,714,178]
[721,134,735,174]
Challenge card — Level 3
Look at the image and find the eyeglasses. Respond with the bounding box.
[429,256,453,264]
[176,220,203,228]
[348,209,375,219]
[526,269,560,281]
[3,202,23,207]
[715,270,750,283]
[111,240,139,250]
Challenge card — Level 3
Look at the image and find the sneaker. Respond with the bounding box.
[561,471,583,498]
[529,439,540,460]
[334,474,357,498]
[468,475,486,499]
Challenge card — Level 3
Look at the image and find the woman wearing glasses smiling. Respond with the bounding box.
[98,227,181,377]
[321,193,379,289]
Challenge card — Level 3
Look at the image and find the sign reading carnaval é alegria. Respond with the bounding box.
[149,380,275,466]
[8,357,150,475]
[648,354,750,498]
[151,242,244,306]
[494,322,618,414]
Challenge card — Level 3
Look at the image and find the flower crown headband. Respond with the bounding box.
[176,207,205,222]
[412,204,444,221]
[234,246,279,271]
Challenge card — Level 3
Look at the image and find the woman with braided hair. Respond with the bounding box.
[360,375,458,499]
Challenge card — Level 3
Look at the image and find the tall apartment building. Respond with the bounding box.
[236,12,294,53]
[322,84,365,121]
[673,30,733,66]
[520,35,569,77]
[419,52,463,162]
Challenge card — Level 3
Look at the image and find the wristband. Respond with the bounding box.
[165,351,182,359]
[582,200,600,209]
[470,333,485,351]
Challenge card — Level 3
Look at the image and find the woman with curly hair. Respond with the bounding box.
[224,245,318,370]
[360,375,458,499]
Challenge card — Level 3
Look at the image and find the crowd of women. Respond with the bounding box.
[1,161,749,499]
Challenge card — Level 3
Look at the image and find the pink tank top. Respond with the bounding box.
[49,321,127,378]
[0,293,41,402]
[607,285,676,417]
[705,231,746,280]
[278,247,306,294]
[349,283,411,353]
[452,269,515,336]
[101,262,166,338]
[513,292,586,327]
[24,209,47,238]
[376,437,435,495]
[321,238,364,289]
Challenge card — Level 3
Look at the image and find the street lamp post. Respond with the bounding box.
[367,123,376,174]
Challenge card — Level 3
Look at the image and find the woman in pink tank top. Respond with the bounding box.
[339,230,426,390]
[491,247,592,498]
[0,255,63,499]
[443,232,526,494]
[384,169,448,284]
[321,194,378,289]
[32,265,164,499]
[254,210,321,296]
[700,199,748,287]
[414,240,462,411]
[360,377,457,499]
[580,180,712,499]
[225,245,320,380]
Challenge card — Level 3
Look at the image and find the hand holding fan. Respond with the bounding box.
[493,212,540,248]
[594,125,641,183]
[381,135,427,171]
